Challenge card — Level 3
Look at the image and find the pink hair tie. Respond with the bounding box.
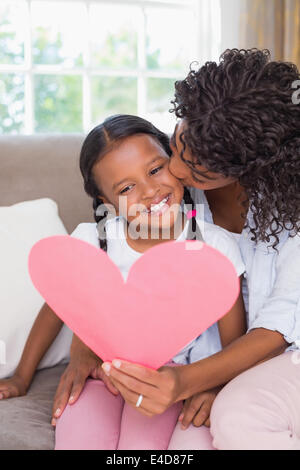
[187,209,197,220]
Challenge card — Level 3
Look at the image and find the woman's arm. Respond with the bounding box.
[176,327,288,401]
[103,236,299,420]
[102,327,288,418]
[0,303,64,398]
[178,277,247,429]
[217,277,247,347]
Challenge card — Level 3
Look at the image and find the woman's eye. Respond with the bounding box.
[150,165,163,175]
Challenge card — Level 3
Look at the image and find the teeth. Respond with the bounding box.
[149,196,169,213]
[143,196,169,213]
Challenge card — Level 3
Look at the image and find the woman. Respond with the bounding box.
[52,49,300,450]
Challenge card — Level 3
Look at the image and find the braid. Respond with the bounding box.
[183,187,204,241]
[183,187,196,236]
[93,197,108,252]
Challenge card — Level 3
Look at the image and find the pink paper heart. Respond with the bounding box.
[28,236,239,369]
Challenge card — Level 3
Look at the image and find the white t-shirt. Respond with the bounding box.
[71,217,245,365]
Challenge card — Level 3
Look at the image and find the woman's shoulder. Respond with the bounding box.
[276,233,300,273]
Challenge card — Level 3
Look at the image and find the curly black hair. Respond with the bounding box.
[171,48,300,248]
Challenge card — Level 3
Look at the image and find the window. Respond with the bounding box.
[0,0,221,135]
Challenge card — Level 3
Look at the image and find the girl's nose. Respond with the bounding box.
[140,181,160,200]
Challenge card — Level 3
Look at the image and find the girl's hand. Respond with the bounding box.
[0,375,28,400]
[178,387,222,430]
[51,340,119,427]
[101,360,182,417]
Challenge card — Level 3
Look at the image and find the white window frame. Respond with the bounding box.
[0,0,221,134]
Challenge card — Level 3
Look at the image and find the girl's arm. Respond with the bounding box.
[0,302,119,411]
[0,303,64,398]
[51,334,119,426]
[217,277,247,347]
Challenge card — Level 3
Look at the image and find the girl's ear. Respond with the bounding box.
[97,194,108,205]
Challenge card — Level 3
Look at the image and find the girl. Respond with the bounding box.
[0,115,246,450]
[92,49,300,450]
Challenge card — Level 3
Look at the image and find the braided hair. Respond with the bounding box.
[79,114,199,251]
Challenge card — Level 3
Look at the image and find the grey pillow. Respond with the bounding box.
[0,364,66,450]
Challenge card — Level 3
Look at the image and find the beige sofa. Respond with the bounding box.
[0,134,94,450]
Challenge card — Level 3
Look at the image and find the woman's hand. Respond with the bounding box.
[178,386,222,430]
[51,336,119,426]
[0,375,28,400]
[101,360,182,417]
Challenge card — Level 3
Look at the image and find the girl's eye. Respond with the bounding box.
[150,165,163,175]
[119,185,133,195]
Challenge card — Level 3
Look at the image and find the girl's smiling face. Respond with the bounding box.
[92,134,184,233]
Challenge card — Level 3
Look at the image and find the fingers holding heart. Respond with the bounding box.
[102,361,165,416]
[108,379,157,417]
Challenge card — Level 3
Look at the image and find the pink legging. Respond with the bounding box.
[168,352,300,450]
[55,376,183,450]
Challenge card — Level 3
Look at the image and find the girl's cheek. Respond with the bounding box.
[125,196,146,220]
[161,169,182,187]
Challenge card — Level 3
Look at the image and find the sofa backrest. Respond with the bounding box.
[0,134,95,233]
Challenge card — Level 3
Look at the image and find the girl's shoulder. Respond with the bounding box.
[70,222,99,248]
[201,220,239,251]
[187,186,205,202]
[70,218,124,249]
[200,221,245,277]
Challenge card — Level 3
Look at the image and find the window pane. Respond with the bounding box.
[146,7,194,71]
[32,1,85,66]
[0,74,25,134]
[34,75,83,133]
[0,2,26,65]
[91,76,137,125]
[89,4,139,69]
[147,78,176,113]
[146,78,178,134]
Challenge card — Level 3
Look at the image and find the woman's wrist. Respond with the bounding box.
[175,362,204,402]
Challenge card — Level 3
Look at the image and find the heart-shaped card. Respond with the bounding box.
[28,236,239,369]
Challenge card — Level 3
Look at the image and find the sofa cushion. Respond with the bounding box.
[0,364,66,450]
[0,198,73,379]
[0,134,93,234]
